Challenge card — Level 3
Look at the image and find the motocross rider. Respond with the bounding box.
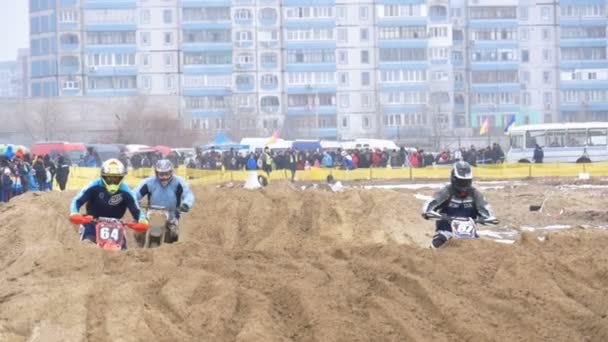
[421,161,497,249]
[69,159,147,248]
[134,159,195,244]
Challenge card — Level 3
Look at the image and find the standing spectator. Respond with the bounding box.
[44,154,56,191]
[56,156,70,191]
[260,147,273,177]
[33,156,46,191]
[321,151,333,168]
[286,149,297,181]
[410,149,420,168]
[246,153,258,170]
[1,168,13,202]
[533,144,544,163]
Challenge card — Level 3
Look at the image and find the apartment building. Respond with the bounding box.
[28,0,608,140]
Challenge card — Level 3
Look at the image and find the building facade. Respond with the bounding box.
[28,0,608,140]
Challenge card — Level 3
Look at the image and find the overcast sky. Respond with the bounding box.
[0,1,29,61]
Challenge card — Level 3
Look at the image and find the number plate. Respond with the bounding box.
[451,219,476,238]
[96,222,125,250]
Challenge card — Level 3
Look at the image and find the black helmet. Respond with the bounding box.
[451,161,473,193]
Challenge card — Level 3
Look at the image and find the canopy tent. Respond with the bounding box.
[266,139,292,150]
[320,140,342,150]
[292,140,322,151]
[213,133,233,146]
[202,143,250,152]
[153,145,172,156]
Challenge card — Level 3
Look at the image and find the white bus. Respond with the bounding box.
[506,122,608,163]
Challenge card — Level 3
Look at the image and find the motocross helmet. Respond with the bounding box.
[451,161,473,195]
[155,159,174,187]
[100,159,127,194]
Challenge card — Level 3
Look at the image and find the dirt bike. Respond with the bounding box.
[70,214,149,251]
[425,211,497,240]
[136,205,178,248]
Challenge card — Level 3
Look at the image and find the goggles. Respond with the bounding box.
[103,175,123,185]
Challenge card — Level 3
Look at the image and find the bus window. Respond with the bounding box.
[546,130,566,147]
[510,134,523,149]
[525,130,546,148]
[566,129,586,147]
[588,128,607,146]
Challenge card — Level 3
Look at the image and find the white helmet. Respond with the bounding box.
[154,159,174,186]
[100,159,127,194]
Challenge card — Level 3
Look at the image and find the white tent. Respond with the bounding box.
[267,139,292,150]
[320,140,342,150]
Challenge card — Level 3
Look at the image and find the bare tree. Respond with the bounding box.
[114,96,199,146]
[20,98,66,142]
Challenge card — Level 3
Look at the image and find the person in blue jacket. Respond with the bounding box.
[134,159,195,244]
[69,159,147,248]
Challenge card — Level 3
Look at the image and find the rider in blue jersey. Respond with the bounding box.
[134,159,195,244]
[69,159,147,248]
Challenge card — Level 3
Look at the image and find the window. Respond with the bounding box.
[164,54,173,67]
[140,32,150,45]
[361,72,370,86]
[543,49,551,62]
[360,28,369,41]
[340,94,349,108]
[337,6,346,20]
[541,7,550,20]
[362,93,371,107]
[338,51,348,64]
[565,130,586,147]
[589,128,608,146]
[337,28,347,42]
[341,117,349,128]
[362,116,371,129]
[542,28,550,40]
[140,10,150,24]
[164,32,173,45]
[165,75,174,89]
[520,6,528,20]
[521,71,530,83]
[523,92,531,105]
[339,72,348,85]
[543,71,551,84]
[141,54,151,67]
[359,6,368,20]
[361,50,369,63]
[142,76,151,89]
[59,10,79,22]
[163,9,173,24]
[543,92,552,104]
[62,79,80,89]
[521,49,529,62]
[520,28,529,41]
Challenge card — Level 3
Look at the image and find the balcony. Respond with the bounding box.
[260,95,280,113]
[429,5,448,22]
[259,8,278,26]
[235,75,255,91]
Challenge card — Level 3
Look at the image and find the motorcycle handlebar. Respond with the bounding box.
[70,215,149,232]
[425,212,498,225]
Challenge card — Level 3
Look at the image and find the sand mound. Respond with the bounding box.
[1,182,608,342]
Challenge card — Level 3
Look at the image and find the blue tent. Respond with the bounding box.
[213,133,232,146]
[292,140,322,151]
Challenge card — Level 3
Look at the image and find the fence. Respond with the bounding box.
[62,162,608,191]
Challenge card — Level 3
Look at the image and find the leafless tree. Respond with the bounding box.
[20,98,66,142]
[114,96,199,146]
